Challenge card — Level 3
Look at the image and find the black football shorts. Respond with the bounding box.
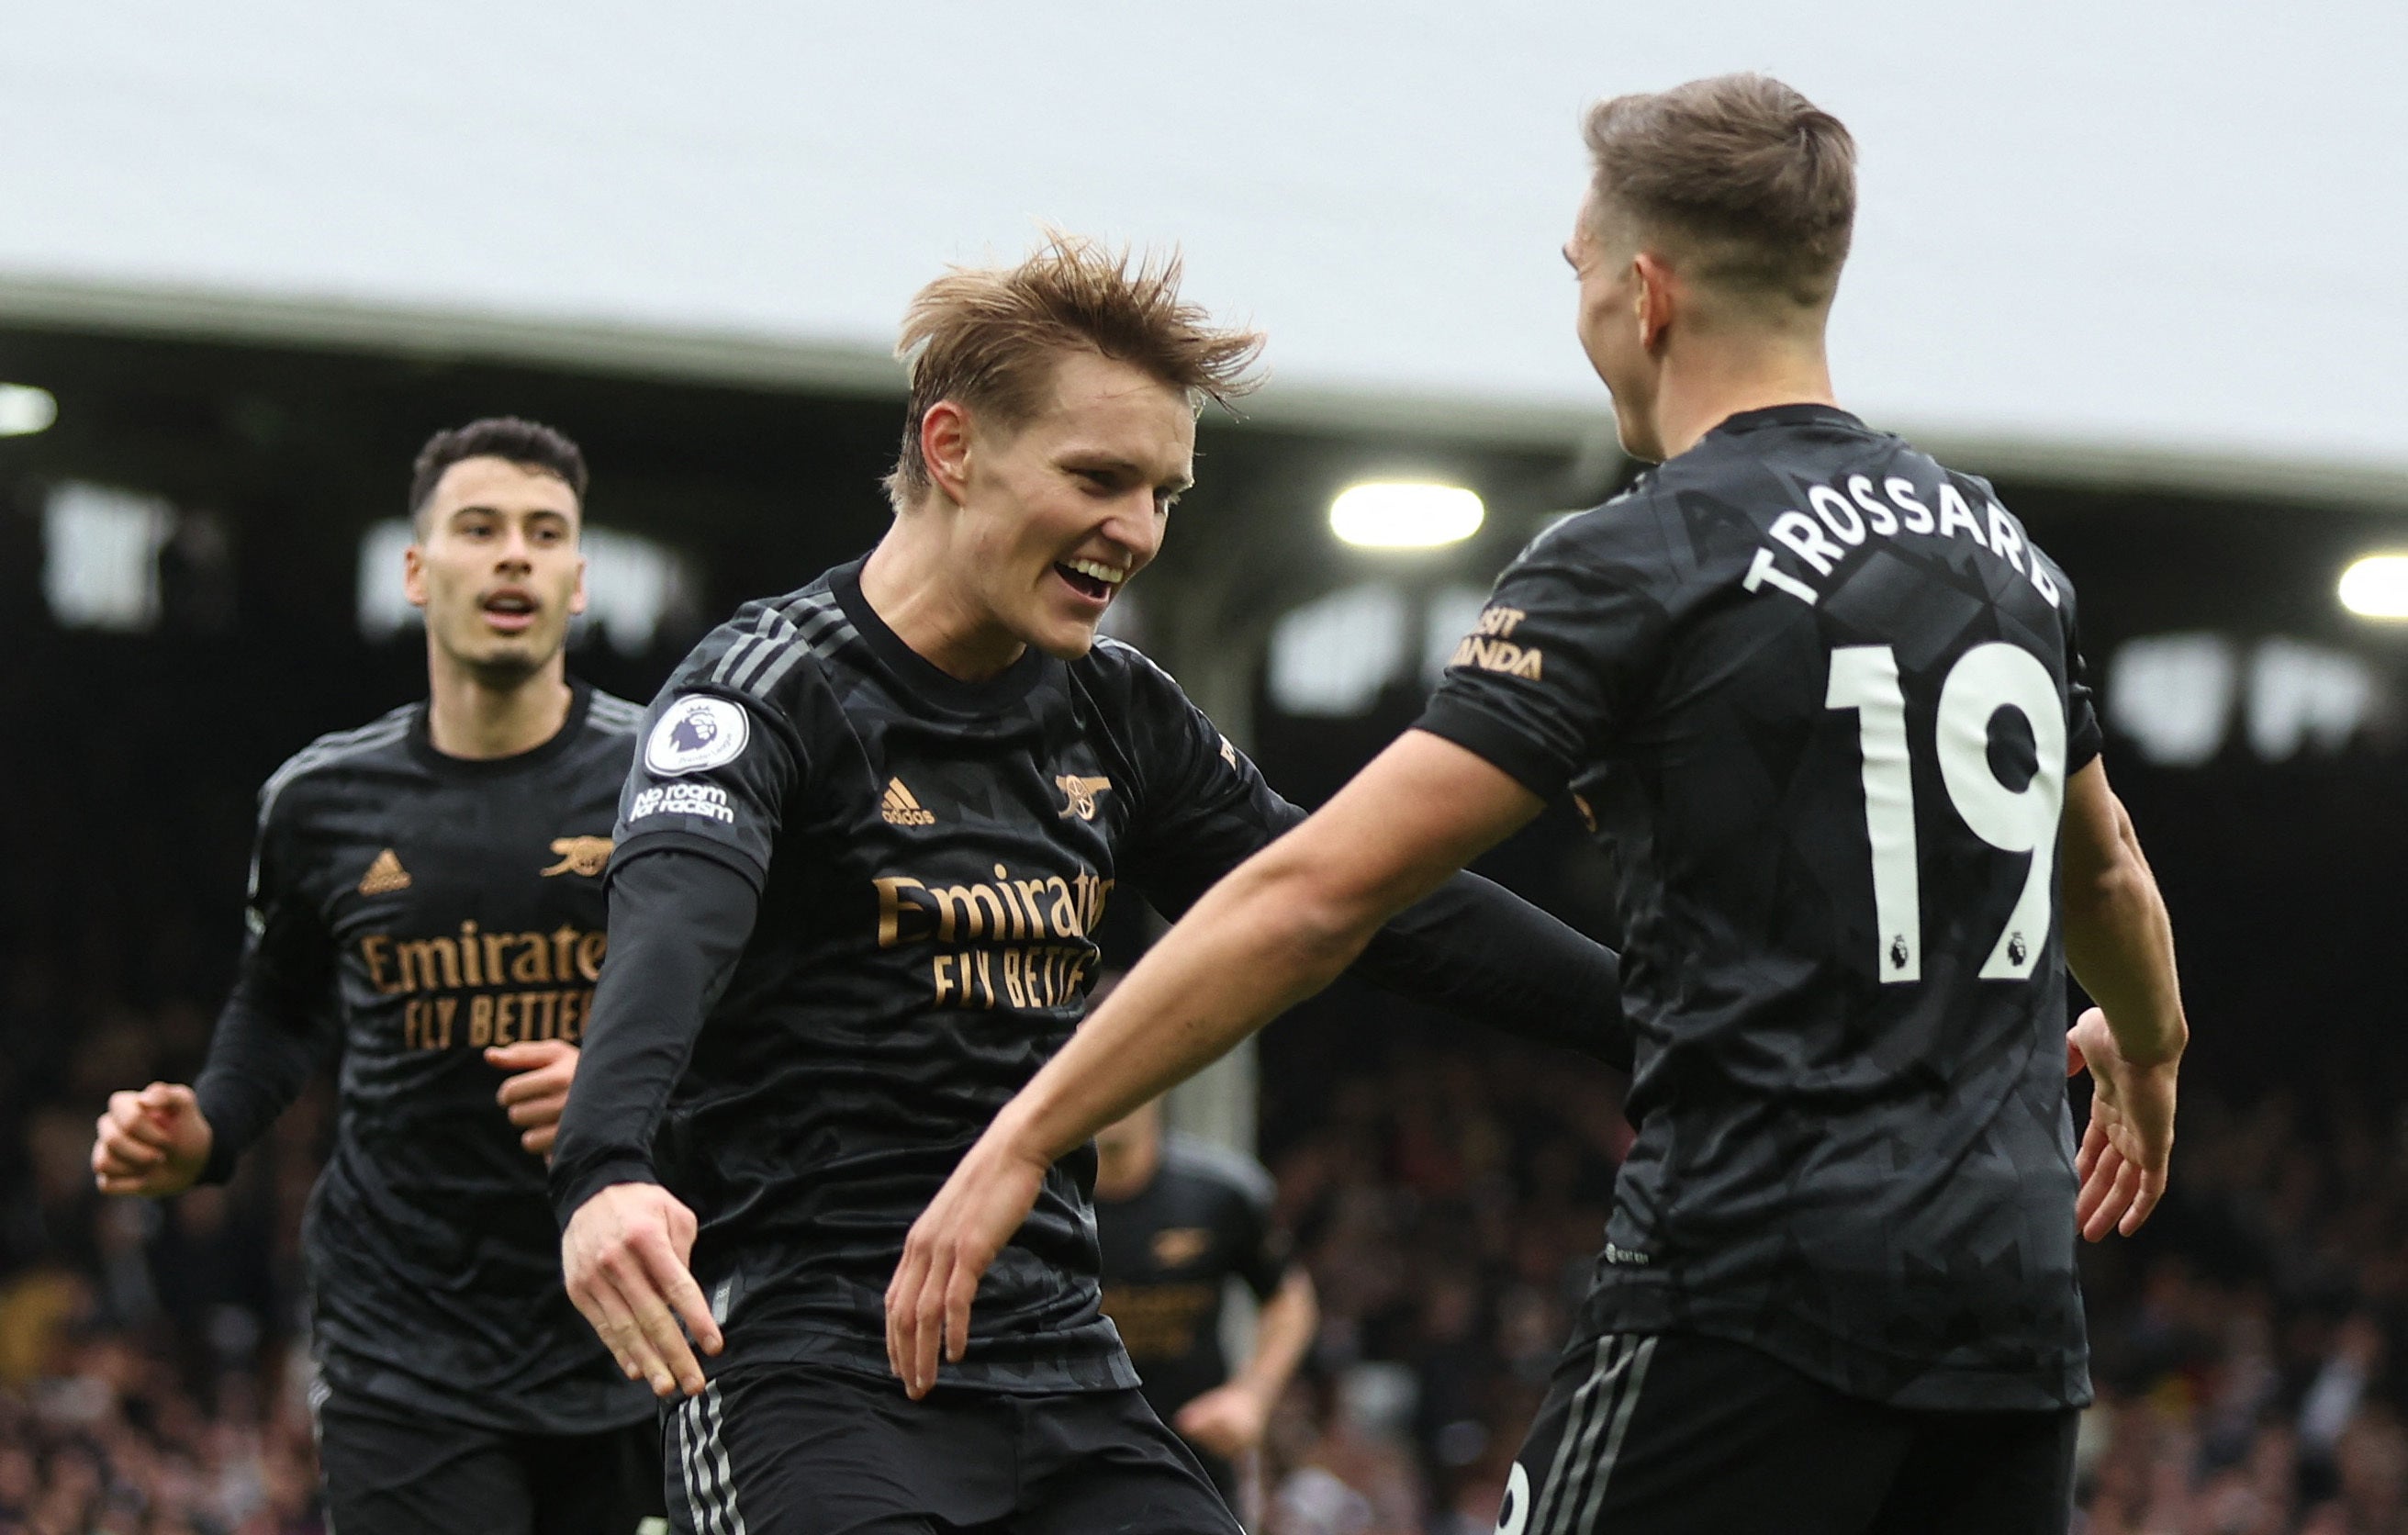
[313,1384,666,1535]
[662,1362,1240,1535]
[1495,1332,2077,1535]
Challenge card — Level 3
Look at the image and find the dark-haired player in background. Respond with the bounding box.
[548,236,1627,1535]
[895,76,2189,1535]
[91,420,664,1535]
[1093,1070,1316,1524]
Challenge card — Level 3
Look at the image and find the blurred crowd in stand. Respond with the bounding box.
[1249,1040,2408,1535]
[11,961,2408,1533]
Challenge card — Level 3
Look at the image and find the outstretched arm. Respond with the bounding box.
[2058,757,2186,1240]
[887,730,1537,1395]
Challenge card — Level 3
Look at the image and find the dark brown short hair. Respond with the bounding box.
[1584,73,1856,306]
[409,417,588,532]
[883,233,1266,510]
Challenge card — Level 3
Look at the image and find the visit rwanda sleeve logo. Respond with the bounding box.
[645,694,749,776]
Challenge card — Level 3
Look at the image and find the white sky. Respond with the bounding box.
[4,1,2403,476]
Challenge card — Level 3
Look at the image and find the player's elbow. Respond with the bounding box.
[1238,840,1394,980]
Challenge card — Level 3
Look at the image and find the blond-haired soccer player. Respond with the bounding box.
[548,237,1629,1533]
[892,79,2188,1535]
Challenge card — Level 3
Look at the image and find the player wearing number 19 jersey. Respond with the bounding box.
[895,74,2187,1535]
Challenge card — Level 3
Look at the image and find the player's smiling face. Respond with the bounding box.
[404,456,588,683]
[944,351,1194,662]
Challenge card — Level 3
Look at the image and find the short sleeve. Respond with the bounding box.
[613,685,805,888]
[1414,512,1671,801]
[1102,644,1305,918]
[2058,576,2103,774]
[1224,1174,1293,1301]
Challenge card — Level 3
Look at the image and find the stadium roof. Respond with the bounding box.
[4,1,2402,505]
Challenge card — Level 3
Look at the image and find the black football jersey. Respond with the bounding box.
[1095,1133,1293,1421]
[197,682,654,1432]
[571,557,1621,1395]
[1417,405,2102,1411]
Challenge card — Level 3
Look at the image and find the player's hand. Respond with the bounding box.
[561,1182,722,1398]
[1174,1381,1274,1458]
[91,1082,212,1197]
[487,1039,577,1157]
[2066,1006,2178,1241]
[885,1130,1049,1399]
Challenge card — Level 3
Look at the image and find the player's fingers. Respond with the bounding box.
[943,1247,980,1367]
[2074,1116,2106,1182]
[638,1237,723,1361]
[888,1225,939,1384]
[485,1041,569,1071]
[106,1093,177,1154]
[505,1089,569,1126]
[570,1265,649,1384]
[590,1259,681,1396]
[521,1125,556,1156]
[140,1081,198,1115]
[94,1116,166,1171]
[2076,1140,2126,1238]
[911,1250,955,1398]
[2065,1035,2087,1079]
[2121,1167,2167,1237]
[2091,1153,2143,1243]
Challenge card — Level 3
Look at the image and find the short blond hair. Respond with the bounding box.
[883,233,1266,510]
[1584,73,1856,307]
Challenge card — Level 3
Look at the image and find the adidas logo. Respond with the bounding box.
[880,778,935,827]
[358,847,412,895]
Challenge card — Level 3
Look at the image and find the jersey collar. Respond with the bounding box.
[831,557,1051,717]
[407,678,594,778]
[1708,402,1869,439]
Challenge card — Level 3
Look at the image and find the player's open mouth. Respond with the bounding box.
[482,591,539,633]
[1052,559,1126,606]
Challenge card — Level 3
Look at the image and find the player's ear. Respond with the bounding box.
[1634,252,1675,353]
[920,400,975,511]
[568,552,589,618]
[402,540,431,611]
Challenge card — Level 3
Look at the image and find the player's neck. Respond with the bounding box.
[1648,336,1837,463]
[859,524,1029,683]
[424,649,575,760]
[1092,1133,1161,1201]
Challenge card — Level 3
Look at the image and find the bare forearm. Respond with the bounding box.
[1236,1271,1317,1403]
[2064,806,2185,1064]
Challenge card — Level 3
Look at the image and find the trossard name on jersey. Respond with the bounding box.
[1742,473,2062,610]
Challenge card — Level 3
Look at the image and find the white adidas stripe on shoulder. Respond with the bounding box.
[256,706,415,826]
[588,691,646,734]
[711,589,856,701]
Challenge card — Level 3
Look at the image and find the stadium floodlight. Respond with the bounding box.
[0,383,57,437]
[1329,482,1484,550]
[2338,555,2408,621]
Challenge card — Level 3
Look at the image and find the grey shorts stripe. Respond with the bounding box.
[676,1385,748,1535]
[1529,1334,1657,1535]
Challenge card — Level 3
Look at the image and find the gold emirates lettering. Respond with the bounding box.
[360,924,604,1052]
[871,863,1109,1011]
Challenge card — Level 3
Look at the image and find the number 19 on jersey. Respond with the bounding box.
[1825,642,2066,985]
